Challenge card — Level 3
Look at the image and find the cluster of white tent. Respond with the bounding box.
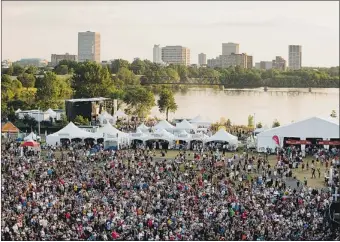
[15,108,63,121]
[98,110,128,125]
[45,116,240,150]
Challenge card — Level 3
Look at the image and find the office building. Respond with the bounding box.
[153,45,163,64]
[161,46,190,65]
[246,55,253,69]
[78,31,101,63]
[288,45,302,70]
[51,53,77,67]
[272,56,287,71]
[222,43,240,55]
[198,53,207,66]
[207,57,221,68]
[259,61,273,70]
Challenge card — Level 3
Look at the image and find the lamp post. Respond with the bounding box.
[38,107,41,136]
[253,113,256,135]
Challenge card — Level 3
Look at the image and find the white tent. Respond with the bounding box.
[175,119,196,131]
[98,111,116,125]
[46,122,99,145]
[24,132,40,141]
[129,129,150,142]
[145,128,175,143]
[46,108,57,118]
[189,115,212,127]
[153,120,175,131]
[15,109,22,114]
[175,130,192,142]
[137,123,150,133]
[96,123,129,146]
[205,129,238,145]
[114,110,128,119]
[256,116,340,152]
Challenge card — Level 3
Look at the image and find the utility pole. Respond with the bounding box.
[38,107,41,136]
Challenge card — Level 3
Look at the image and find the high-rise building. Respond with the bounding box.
[259,61,273,70]
[207,57,221,68]
[219,53,249,68]
[198,53,207,66]
[78,31,101,63]
[51,53,77,67]
[153,45,163,64]
[288,45,302,70]
[222,43,239,55]
[246,55,253,69]
[161,46,190,65]
[272,56,287,71]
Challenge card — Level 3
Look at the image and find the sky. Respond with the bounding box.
[2,1,339,67]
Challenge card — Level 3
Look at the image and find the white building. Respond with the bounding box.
[78,31,101,63]
[153,45,163,64]
[288,45,302,70]
[222,42,239,55]
[198,53,207,66]
[161,46,190,65]
[51,53,77,67]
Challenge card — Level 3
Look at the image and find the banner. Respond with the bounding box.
[286,140,312,145]
[317,140,340,145]
[272,135,280,146]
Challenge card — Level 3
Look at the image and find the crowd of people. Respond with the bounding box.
[1,137,340,241]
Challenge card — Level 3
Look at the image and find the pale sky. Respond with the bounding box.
[2,1,339,67]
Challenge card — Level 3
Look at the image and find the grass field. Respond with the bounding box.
[44,149,327,188]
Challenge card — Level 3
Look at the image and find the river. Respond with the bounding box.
[150,88,340,127]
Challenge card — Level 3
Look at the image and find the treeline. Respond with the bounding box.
[2,59,339,120]
[56,59,338,88]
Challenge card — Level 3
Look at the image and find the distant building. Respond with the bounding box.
[1,59,12,69]
[198,53,207,66]
[153,45,163,64]
[246,55,253,69]
[15,58,48,67]
[161,46,190,65]
[272,56,287,71]
[207,56,221,68]
[222,43,240,55]
[255,63,261,69]
[258,61,273,70]
[220,53,251,69]
[288,45,302,70]
[78,31,101,63]
[51,53,77,67]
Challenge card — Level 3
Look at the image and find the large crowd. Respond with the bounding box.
[1,139,340,241]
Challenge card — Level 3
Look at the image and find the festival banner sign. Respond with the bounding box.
[272,135,280,146]
[317,140,340,145]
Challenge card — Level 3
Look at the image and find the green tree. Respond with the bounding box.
[12,65,25,76]
[272,119,280,128]
[330,110,337,118]
[256,122,263,128]
[166,68,180,82]
[130,59,146,75]
[74,115,89,125]
[116,67,139,85]
[157,88,178,121]
[247,115,254,128]
[26,66,38,75]
[60,114,69,126]
[4,65,14,75]
[111,59,130,74]
[17,73,36,88]
[72,61,116,98]
[226,119,232,127]
[54,65,69,75]
[123,87,155,118]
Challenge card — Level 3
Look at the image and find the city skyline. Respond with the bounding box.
[2,1,339,67]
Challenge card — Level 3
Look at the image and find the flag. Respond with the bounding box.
[272,135,280,146]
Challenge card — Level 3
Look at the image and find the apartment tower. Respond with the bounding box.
[161,46,190,65]
[222,43,240,55]
[78,31,101,63]
[153,45,163,64]
[288,45,302,70]
[198,53,207,66]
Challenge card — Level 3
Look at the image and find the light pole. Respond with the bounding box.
[253,113,256,135]
[38,107,41,136]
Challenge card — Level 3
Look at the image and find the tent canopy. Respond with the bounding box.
[206,129,238,144]
[15,109,22,113]
[176,119,196,130]
[257,116,340,139]
[189,115,212,126]
[50,122,99,139]
[114,110,128,119]
[1,122,20,133]
[96,123,128,138]
[24,132,40,141]
[98,111,116,124]
[46,108,57,118]
[154,120,175,130]
[137,123,149,130]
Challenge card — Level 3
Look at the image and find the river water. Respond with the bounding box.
[150,88,340,127]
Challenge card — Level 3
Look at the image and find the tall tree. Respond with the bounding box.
[17,73,36,88]
[12,65,25,76]
[72,61,115,98]
[123,87,155,118]
[157,88,178,121]
[130,59,146,75]
[111,59,131,74]
[116,67,139,85]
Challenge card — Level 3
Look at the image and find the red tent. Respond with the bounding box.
[21,140,40,147]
